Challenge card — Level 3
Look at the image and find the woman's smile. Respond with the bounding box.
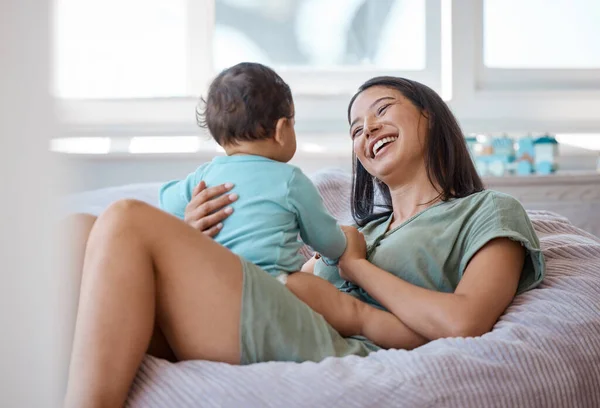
[369,133,399,158]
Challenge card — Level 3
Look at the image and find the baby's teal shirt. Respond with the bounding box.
[159,155,347,276]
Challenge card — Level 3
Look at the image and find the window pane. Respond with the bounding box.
[484,0,600,68]
[53,0,187,98]
[213,0,426,71]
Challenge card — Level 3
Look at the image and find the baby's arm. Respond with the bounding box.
[159,164,208,219]
[287,169,347,261]
[285,273,427,350]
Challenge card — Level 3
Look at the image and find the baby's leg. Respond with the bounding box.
[285,273,413,349]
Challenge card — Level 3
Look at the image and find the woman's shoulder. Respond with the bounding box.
[451,191,544,294]
[438,190,535,244]
[450,190,537,245]
[456,189,520,204]
[451,190,526,216]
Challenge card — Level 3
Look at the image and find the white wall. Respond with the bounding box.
[0,1,69,406]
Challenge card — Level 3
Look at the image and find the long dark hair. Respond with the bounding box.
[347,77,484,226]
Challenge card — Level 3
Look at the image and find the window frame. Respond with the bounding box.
[57,0,442,134]
[447,0,600,135]
[56,0,600,146]
[190,0,442,96]
[473,0,600,92]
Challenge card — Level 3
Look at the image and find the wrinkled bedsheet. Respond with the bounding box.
[63,169,600,408]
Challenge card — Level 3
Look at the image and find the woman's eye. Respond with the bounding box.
[377,104,390,115]
[352,127,363,139]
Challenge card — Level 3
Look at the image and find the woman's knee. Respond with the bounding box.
[92,199,154,239]
[106,198,151,215]
[101,199,152,223]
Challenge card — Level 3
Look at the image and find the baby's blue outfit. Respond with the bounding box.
[159,155,347,276]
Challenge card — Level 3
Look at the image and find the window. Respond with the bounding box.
[484,0,600,69]
[214,0,426,71]
[53,0,188,98]
[212,0,439,95]
[477,0,600,91]
[53,0,436,100]
[53,0,600,156]
[53,0,442,152]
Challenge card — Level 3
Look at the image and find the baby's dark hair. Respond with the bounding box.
[196,62,294,146]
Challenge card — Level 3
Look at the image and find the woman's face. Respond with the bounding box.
[349,86,428,183]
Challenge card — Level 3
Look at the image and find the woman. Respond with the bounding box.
[65,77,545,408]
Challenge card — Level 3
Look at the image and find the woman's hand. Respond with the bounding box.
[184,181,238,237]
[339,225,367,280]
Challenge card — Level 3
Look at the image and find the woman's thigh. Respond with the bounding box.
[94,199,246,364]
[63,212,177,361]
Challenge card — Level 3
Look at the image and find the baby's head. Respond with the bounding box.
[197,62,296,162]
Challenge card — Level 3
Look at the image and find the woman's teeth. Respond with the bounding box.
[372,136,398,157]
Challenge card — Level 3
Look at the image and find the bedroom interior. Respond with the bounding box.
[53,0,600,235]
[2,0,600,407]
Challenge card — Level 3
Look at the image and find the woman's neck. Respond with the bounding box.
[386,168,442,227]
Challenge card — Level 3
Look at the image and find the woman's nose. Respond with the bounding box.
[364,122,382,138]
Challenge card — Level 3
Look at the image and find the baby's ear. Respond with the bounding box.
[273,117,288,146]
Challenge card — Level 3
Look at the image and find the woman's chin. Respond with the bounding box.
[359,148,403,179]
[371,151,399,173]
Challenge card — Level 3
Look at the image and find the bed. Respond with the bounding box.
[63,169,600,408]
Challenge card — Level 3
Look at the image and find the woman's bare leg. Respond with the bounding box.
[65,199,244,408]
[63,214,97,318]
[63,213,176,364]
[62,214,98,369]
[286,273,427,350]
[64,213,97,280]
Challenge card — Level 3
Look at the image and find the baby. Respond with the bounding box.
[160,62,409,349]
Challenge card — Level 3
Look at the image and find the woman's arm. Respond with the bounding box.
[340,238,525,340]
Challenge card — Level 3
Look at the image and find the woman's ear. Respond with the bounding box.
[421,110,433,129]
[273,117,288,146]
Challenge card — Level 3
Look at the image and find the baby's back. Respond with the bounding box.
[160,154,347,276]
[200,155,305,275]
